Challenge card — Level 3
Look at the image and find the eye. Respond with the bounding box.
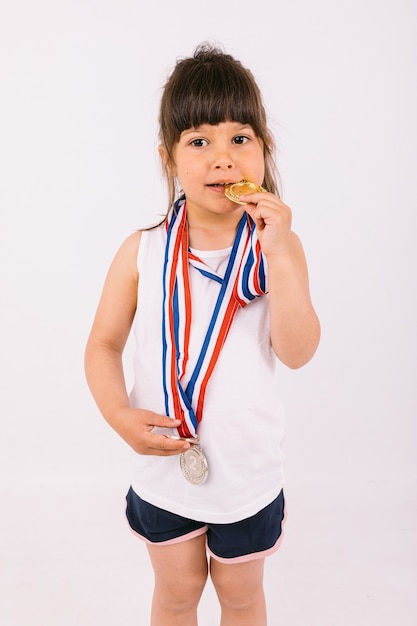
[233,135,249,145]
[190,138,208,147]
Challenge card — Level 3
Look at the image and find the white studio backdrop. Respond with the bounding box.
[0,1,416,625]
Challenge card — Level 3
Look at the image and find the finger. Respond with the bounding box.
[239,191,271,205]
[243,202,266,229]
[147,432,191,455]
[148,415,182,429]
[239,193,259,206]
[166,435,200,444]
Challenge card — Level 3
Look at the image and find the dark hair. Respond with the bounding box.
[159,42,280,208]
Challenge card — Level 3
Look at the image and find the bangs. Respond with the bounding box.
[167,62,264,137]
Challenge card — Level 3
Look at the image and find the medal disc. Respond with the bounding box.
[224,180,267,204]
[180,446,208,485]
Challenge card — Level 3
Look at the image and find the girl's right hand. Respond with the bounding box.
[114,408,191,456]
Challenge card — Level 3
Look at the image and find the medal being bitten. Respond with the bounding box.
[224,179,267,204]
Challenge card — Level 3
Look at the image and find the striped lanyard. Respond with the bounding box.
[162,199,268,438]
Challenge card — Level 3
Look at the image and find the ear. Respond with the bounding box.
[158,144,177,177]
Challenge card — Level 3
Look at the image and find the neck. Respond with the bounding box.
[186,207,245,251]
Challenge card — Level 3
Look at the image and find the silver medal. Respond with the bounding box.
[180,445,208,485]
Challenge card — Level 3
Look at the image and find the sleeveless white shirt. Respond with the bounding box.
[129,224,286,524]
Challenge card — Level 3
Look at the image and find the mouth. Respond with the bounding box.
[207,181,237,189]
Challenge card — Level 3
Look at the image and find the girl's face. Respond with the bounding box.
[170,121,265,219]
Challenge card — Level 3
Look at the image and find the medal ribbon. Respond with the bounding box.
[162,198,268,438]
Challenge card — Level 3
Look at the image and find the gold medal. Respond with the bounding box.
[224,180,267,204]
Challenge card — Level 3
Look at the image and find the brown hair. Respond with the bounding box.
[158,42,280,209]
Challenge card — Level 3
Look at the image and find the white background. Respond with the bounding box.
[1,0,416,624]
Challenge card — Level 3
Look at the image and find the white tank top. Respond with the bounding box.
[129,224,286,523]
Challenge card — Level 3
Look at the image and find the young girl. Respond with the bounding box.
[85,43,320,626]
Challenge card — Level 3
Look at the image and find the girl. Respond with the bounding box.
[85,43,320,626]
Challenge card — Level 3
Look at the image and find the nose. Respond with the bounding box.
[213,147,234,170]
[215,161,233,170]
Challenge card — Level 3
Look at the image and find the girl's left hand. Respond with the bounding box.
[239,191,293,258]
[240,190,321,368]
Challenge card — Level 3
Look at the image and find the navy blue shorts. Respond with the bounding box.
[125,487,286,563]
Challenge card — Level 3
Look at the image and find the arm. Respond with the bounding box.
[242,192,321,369]
[84,231,190,455]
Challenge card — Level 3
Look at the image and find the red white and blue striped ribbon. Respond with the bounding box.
[162,198,268,438]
